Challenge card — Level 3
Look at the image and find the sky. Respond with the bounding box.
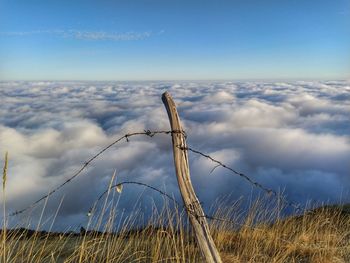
[0,0,349,80]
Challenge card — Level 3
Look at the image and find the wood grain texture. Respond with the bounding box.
[162,91,222,263]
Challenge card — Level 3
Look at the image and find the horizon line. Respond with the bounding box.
[1,77,349,83]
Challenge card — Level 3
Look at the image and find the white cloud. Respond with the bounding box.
[0,80,349,229]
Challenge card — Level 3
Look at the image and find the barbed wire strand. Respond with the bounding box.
[179,146,303,212]
[9,128,302,221]
[87,181,181,216]
[8,130,183,217]
[88,181,246,227]
[87,181,288,236]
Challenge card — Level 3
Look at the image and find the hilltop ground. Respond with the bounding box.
[1,203,349,263]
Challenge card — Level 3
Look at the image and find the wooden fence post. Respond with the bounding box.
[162,92,222,263]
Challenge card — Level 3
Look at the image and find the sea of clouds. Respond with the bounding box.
[0,80,349,230]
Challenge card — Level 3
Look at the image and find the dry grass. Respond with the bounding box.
[216,205,350,263]
[1,199,349,263]
[1,155,349,262]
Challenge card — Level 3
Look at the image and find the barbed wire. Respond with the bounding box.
[87,181,181,216]
[8,128,302,221]
[179,145,303,212]
[87,181,288,235]
[87,180,245,227]
[8,130,183,217]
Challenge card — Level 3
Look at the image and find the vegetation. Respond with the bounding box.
[2,154,350,263]
[1,197,349,263]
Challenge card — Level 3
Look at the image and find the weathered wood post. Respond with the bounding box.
[162,92,222,263]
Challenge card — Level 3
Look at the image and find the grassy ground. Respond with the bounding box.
[1,201,350,263]
[2,153,349,262]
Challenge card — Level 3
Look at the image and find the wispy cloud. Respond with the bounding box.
[62,30,153,41]
[0,29,160,41]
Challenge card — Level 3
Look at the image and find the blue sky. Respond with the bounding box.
[0,0,349,80]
